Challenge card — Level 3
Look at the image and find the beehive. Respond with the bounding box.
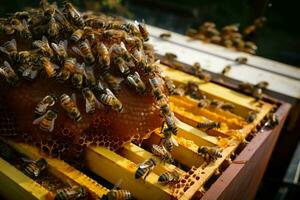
[0,64,289,200]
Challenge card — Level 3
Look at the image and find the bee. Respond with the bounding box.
[0,22,15,35]
[60,94,82,122]
[10,18,32,39]
[160,104,177,134]
[192,62,202,76]
[209,99,220,108]
[54,186,87,200]
[197,99,210,108]
[48,16,60,39]
[222,24,239,33]
[220,103,235,111]
[82,87,102,114]
[235,56,248,64]
[125,36,143,50]
[23,158,47,179]
[238,82,254,93]
[164,77,176,95]
[164,52,177,61]
[136,20,149,41]
[247,111,257,123]
[99,88,123,112]
[114,57,130,76]
[102,29,127,41]
[264,113,279,128]
[243,25,256,36]
[255,81,268,90]
[105,189,132,200]
[127,72,146,94]
[95,43,110,71]
[101,71,123,92]
[35,95,56,116]
[197,121,220,130]
[222,65,231,75]
[51,40,68,61]
[71,73,83,90]
[13,11,30,21]
[132,49,147,68]
[63,0,84,27]
[0,39,18,61]
[252,87,262,100]
[161,127,178,152]
[18,51,31,64]
[110,42,131,62]
[72,39,95,65]
[84,65,96,87]
[20,64,39,81]
[85,17,105,29]
[70,29,84,42]
[149,77,164,101]
[198,71,211,82]
[151,144,174,164]
[33,109,58,132]
[185,81,205,100]
[185,28,197,37]
[33,36,54,57]
[197,146,222,164]
[135,158,157,180]
[123,22,140,36]
[40,57,58,78]
[245,41,257,51]
[159,32,172,39]
[158,170,180,184]
[0,61,19,86]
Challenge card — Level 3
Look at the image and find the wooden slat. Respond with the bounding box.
[8,142,109,198]
[0,158,51,200]
[119,143,185,175]
[85,146,172,200]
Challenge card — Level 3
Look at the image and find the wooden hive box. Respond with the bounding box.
[0,64,290,200]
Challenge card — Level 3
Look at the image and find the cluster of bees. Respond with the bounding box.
[186,17,266,54]
[238,80,269,101]
[0,0,173,134]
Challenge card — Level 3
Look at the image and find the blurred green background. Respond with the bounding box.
[0,0,299,67]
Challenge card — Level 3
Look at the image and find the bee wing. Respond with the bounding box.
[0,47,9,55]
[11,39,17,48]
[139,162,151,169]
[134,71,141,79]
[120,41,127,51]
[72,47,83,57]
[62,40,68,50]
[3,60,10,68]
[106,88,116,97]
[127,76,137,87]
[71,93,77,105]
[0,68,7,76]
[33,40,44,49]
[21,157,34,163]
[51,42,59,54]
[85,99,93,113]
[95,98,104,110]
[32,114,46,125]
[171,136,179,146]
[49,118,55,132]
[22,19,29,29]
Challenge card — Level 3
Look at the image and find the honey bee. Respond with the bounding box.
[252,87,262,100]
[48,16,60,39]
[33,109,58,132]
[123,22,140,36]
[198,71,211,82]
[54,186,87,200]
[33,36,54,57]
[185,81,205,100]
[135,158,157,180]
[51,40,68,62]
[102,29,127,41]
[125,36,143,50]
[21,64,39,81]
[99,88,123,112]
[264,113,279,128]
[84,65,96,87]
[71,73,83,90]
[101,71,123,92]
[197,146,222,164]
[105,189,132,200]
[197,99,210,108]
[82,87,102,114]
[255,81,268,89]
[35,95,56,116]
[247,111,257,123]
[10,18,32,39]
[72,39,95,65]
[160,104,178,134]
[95,43,110,71]
[0,22,15,35]
[110,42,131,62]
[56,58,77,82]
[70,29,84,42]
[222,24,239,33]
[161,127,178,152]
[18,51,31,64]
[127,72,146,94]
[149,77,164,101]
[210,99,220,108]
[164,77,176,95]
[0,39,18,61]
[151,144,174,164]
[164,52,177,61]
[40,57,58,78]
[222,65,231,75]
[63,0,84,27]
[220,103,235,111]
[13,11,30,21]
[243,25,256,36]
[238,82,254,93]
[192,62,202,76]
[0,61,19,86]
[159,32,172,39]
[114,57,130,76]
[132,49,147,68]
[85,17,105,29]
[136,20,149,41]
[22,158,47,179]
[60,94,82,122]
[158,170,180,184]
[197,121,220,130]
[245,41,257,51]
[235,56,248,64]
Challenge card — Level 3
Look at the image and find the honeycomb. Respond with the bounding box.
[0,1,167,165]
